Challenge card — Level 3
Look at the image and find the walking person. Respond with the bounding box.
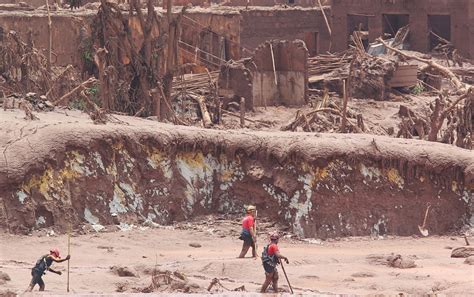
[238,205,257,258]
[260,232,289,293]
[26,249,70,292]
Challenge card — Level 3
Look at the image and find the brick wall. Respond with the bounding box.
[240,7,331,55]
[332,0,473,58]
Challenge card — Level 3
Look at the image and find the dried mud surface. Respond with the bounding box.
[1,225,473,296]
[0,109,472,237]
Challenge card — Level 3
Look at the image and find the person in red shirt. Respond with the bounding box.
[238,205,257,258]
[261,232,289,293]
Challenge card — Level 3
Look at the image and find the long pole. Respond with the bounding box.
[270,43,277,86]
[280,261,293,294]
[45,0,52,72]
[254,209,258,258]
[67,224,71,292]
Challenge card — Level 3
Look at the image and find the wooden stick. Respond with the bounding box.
[280,261,294,294]
[45,65,74,99]
[317,0,331,51]
[254,209,258,259]
[54,78,97,105]
[46,0,52,72]
[194,95,212,127]
[341,79,348,132]
[67,224,71,292]
[270,43,278,87]
[240,97,245,128]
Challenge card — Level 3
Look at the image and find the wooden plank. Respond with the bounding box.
[389,64,418,88]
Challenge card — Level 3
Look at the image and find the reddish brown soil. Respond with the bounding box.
[1,223,473,295]
[0,109,472,239]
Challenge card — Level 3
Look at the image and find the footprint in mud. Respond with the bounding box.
[199,262,213,273]
[351,272,376,278]
[301,275,320,279]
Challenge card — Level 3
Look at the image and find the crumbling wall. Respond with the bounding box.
[218,60,254,110]
[0,11,94,67]
[179,11,241,68]
[252,40,307,107]
[240,7,331,55]
[220,0,315,6]
[332,0,473,58]
[1,117,472,238]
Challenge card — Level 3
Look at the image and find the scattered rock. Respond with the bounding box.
[115,281,130,292]
[189,242,202,248]
[451,246,474,258]
[247,165,264,181]
[301,275,320,279]
[387,254,416,269]
[97,246,114,252]
[0,290,16,297]
[0,271,11,282]
[351,272,375,278]
[464,256,474,265]
[110,266,138,277]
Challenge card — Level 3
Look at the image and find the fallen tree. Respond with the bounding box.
[378,38,473,148]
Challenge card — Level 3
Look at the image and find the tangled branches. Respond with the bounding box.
[0,30,51,95]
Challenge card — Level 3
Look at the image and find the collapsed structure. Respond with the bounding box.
[0,0,472,239]
[332,0,474,59]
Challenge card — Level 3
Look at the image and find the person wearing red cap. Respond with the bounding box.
[238,205,257,258]
[26,249,70,292]
[260,232,289,293]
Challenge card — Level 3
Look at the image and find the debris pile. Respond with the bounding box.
[386,254,417,269]
[366,253,417,269]
[110,266,138,277]
[207,278,246,293]
[140,270,202,293]
[451,247,474,258]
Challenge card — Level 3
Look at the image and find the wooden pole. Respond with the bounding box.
[240,97,245,128]
[317,0,331,51]
[280,261,293,294]
[67,224,71,292]
[270,43,277,86]
[341,79,348,132]
[254,209,258,258]
[46,0,52,72]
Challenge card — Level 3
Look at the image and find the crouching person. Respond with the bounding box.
[27,249,70,292]
[261,232,289,293]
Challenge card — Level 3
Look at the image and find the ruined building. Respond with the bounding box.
[332,0,474,58]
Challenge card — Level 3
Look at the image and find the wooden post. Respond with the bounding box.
[46,0,52,72]
[341,79,348,132]
[270,43,277,86]
[240,97,245,128]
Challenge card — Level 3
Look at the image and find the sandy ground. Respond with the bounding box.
[1,221,473,296]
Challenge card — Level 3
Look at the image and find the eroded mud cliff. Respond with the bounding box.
[0,111,472,238]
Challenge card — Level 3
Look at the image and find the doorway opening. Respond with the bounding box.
[382,14,409,38]
[428,15,451,50]
[347,14,369,49]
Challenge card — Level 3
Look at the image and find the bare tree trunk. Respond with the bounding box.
[94,48,110,110]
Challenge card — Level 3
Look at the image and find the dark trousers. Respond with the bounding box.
[29,270,45,289]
